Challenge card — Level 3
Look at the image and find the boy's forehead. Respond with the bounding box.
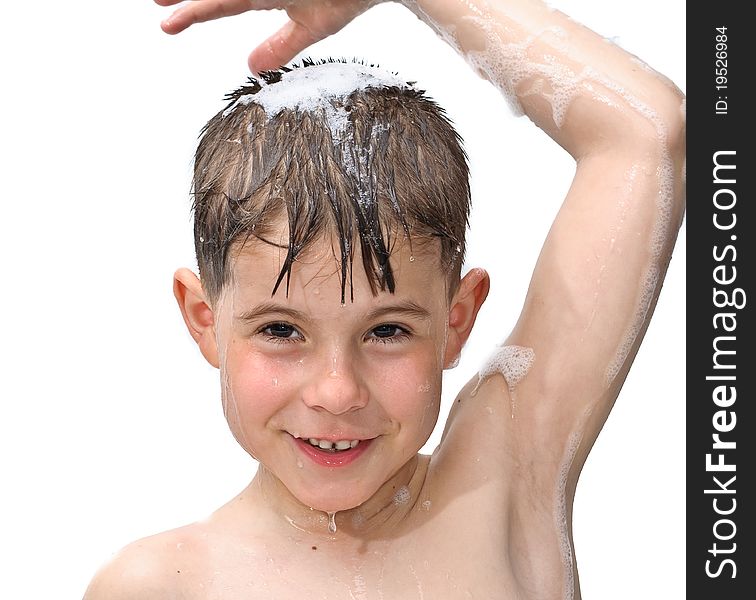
[226,233,447,306]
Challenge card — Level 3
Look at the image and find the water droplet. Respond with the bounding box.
[327,511,337,534]
[272,377,278,386]
[409,255,415,262]
[296,458,303,469]
[421,500,432,511]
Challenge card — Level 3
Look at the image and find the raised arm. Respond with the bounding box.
[422,0,685,460]
[420,1,684,594]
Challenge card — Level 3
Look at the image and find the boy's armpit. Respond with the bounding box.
[436,369,570,489]
[426,371,574,600]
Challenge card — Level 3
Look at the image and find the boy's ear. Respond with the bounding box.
[444,268,490,369]
[173,268,220,368]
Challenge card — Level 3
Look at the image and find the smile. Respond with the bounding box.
[291,435,374,467]
[303,437,360,452]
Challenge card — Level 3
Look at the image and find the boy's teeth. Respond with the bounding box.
[305,438,360,451]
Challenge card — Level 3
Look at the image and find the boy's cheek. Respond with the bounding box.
[220,344,442,422]
[370,358,442,420]
[235,366,294,400]
[220,351,296,411]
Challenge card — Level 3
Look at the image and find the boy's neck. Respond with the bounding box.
[247,454,429,543]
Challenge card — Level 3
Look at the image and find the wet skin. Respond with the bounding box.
[85,0,685,597]
[208,236,458,517]
[148,236,532,599]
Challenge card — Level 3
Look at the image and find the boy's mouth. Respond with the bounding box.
[291,435,374,467]
[299,437,361,453]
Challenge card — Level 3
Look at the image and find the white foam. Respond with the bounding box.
[393,485,411,506]
[604,264,659,383]
[603,131,674,385]
[555,430,581,600]
[477,344,535,391]
[463,19,528,116]
[464,19,580,124]
[224,62,409,140]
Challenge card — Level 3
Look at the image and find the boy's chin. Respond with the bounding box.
[294,489,370,514]
[284,478,378,514]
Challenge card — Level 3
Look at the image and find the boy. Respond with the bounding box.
[85,0,685,598]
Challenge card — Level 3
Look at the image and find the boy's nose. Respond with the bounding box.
[302,354,368,414]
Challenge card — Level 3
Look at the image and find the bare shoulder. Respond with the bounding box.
[83,524,212,600]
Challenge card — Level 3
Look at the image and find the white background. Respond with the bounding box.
[0,1,684,598]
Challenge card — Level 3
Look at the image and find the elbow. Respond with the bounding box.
[627,87,687,218]
[627,85,686,161]
[659,89,686,220]
[659,88,686,167]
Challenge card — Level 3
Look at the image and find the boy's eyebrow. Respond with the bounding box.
[235,302,309,324]
[364,301,432,322]
[234,300,432,323]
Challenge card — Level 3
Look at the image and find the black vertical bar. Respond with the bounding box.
[687,2,754,596]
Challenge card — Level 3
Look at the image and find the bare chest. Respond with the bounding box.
[180,532,518,600]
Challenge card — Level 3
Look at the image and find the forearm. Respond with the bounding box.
[397,0,685,159]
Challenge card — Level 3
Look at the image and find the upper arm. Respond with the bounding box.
[503,87,685,451]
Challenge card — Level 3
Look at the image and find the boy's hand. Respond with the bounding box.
[155,0,381,73]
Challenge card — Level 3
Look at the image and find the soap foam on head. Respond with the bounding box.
[223,61,410,139]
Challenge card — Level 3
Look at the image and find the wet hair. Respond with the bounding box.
[192,58,471,306]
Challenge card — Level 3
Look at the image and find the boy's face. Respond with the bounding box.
[181,229,485,514]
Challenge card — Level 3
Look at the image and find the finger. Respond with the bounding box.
[160,0,255,34]
[248,19,320,74]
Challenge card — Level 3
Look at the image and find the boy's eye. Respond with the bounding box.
[367,324,409,343]
[260,323,302,342]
